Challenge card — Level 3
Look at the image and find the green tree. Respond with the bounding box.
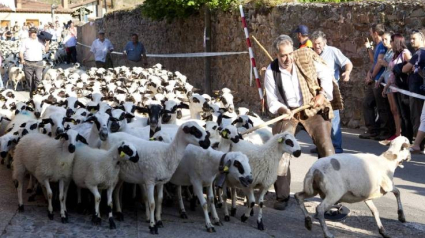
[141,0,237,20]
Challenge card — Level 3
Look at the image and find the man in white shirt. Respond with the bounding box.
[19,27,49,98]
[18,26,28,40]
[83,30,114,68]
[264,35,342,210]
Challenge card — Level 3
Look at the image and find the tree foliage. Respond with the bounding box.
[141,0,237,20]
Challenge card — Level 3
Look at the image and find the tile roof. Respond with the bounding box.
[0,0,73,14]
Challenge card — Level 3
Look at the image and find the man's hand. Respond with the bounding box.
[365,72,373,85]
[341,71,350,82]
[313,93,326,108]
[277,107,292,120]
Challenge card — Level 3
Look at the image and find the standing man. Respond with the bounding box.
[123,33,148,67]
[402,29,425,139]
[12,21,20,41]
[360,23,390,140]
[19,27,50,99]
[311,30,353,154]
[63,28,77,64]
[264,35,343,210]
[83,30,114,68]
[293,25,312,49]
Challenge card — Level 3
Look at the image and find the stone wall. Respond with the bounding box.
[77,1,425,128]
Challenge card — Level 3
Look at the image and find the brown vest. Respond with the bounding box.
[270,48,344,119]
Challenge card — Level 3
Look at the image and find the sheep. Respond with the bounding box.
[75,111,111,148]
[72,141,139,229]
[6,66,25,90]
[104,121,210,234]
[40,106,67,137]
[12,129,88,222]
[170,146,253,232]
[204,121,221,148]
[217,125,301,230]
[294,136,411,238]
[232,115,273,145]
[162,99,189,124]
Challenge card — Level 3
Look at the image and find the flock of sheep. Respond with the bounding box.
[0,41,413,238]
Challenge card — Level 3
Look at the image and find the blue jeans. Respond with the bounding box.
[331,110,343,153]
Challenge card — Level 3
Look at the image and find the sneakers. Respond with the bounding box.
[359,132,378,139]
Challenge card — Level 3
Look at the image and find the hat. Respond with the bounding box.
[98,30,105,34]
[29,27,37,33]
[293,25,309,35]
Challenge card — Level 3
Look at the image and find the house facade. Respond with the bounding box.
[0,0,73,27]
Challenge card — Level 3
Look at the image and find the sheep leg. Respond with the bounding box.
[222,183,231,221]
[193,182,215,232]
[256,188,268,231]
[215,187,223,208]
[76,187,83,213]
[392,187,406,223]
[14,171,25,212]
[113,180,124,221]
[140,184,150,222]
[241,189,255,223]
[88,186,102,226]
[107,187,116,229]
[155,183,164,228]
[230,188,237,216]
[26,175,34,193]
[43,180,54,220]
[58,180,67,223]
[177,186,188,219]
[132,184,137,200]
[146,184,158,234]
[63,181,70,219]
[316,196,338,238]
[294,191,317,231]
[365,200,390,238]
[207,185,222,226]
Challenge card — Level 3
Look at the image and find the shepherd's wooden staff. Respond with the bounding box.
[241,105,311,135]
[251,35,273,61]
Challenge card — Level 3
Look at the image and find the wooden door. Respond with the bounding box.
[25,19,39,27]
[1,20,10,28]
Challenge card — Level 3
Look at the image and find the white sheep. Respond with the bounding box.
[12,129,88,222]
[170,146,253,232]
[217,125,301,231]
[104,121,210,234]
[73,140,139,229]
[6,66,25,90]
[294,136,411,238]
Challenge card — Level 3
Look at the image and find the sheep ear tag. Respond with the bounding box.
[91,109,96,113]
[72,120,77,125]
[278,137,284,143]
[120,151,126,158]
[223,165,229,173]
[149,137,155,141]
[221,130,228,138]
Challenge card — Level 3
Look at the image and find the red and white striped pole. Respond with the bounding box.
[239,5,263,100]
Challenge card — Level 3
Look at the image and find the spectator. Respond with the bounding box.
[19,27,50,99]
[0,27,4,40]
[48,23,57,42]
[376,32,401,144]
[68,21,77,38]
[0,51,3,89]
[264,35,341,211]
[402,29,425,141]
[310,30,353,154]
[360,23,393,140]
[293,25,312,49]
[38,22,43,31]
[387,34,412,142]
[63,29,77,64]
[83,30,114,68]
[123,33,148,67]
[18,26,29,40]
[12,21,19,41]
[5,27,12,41]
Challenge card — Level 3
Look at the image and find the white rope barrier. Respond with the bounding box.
[381,82,425,100]
[77,42,248,58]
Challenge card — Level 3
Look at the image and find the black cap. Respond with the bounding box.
[29,27,37,33]
[293,25,309,35]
